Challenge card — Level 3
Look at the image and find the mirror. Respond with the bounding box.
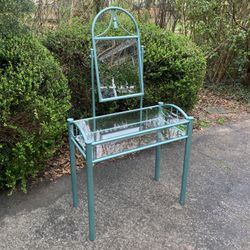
[95,38,141,100]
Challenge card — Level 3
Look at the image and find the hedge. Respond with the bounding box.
[141,23,206,110]
[43,20,206,116]
[0,35,71,192]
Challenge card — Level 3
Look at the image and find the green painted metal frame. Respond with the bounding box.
[67,6,193,241]
[91,6,144,103]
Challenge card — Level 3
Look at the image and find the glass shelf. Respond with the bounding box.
[72,104,189,161]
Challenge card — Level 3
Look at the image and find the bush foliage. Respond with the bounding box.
[43,21,206,115]
[42,21,91,117]
[0,0,34,36]
[0,35,70,192]
[141,23,206,110]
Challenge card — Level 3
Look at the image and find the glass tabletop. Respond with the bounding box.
[73,105,189,160]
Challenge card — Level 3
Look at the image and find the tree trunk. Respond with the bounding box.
[242,31,250,86]
[159,0,167,28]
[69,0,77,22]
[94,0,104,14]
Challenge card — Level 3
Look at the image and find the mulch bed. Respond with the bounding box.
[191,88,249,128]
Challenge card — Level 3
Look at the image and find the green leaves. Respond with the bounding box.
[0,0,34,36]
[43,19,206,116]
[141,23,206,110]
[0,34,70,193]
[42,21,91,117]
[176,0,249,83]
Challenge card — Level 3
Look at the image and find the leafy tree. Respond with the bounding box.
[176,0,249,83]
[0,0,34,36]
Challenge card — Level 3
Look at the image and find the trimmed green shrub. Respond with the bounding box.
[141,23,206,110]
[43,20,206,116]
[43,21,134,116]
[42,21,92,117]
[0,35,71,192]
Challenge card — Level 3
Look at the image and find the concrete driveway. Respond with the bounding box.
[0,119,250,249]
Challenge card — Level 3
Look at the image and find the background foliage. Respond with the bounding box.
[0,0,70,192]
[0,0,34,36]
[142,23,206,110]
[33,0,249,85]
[42,21,91,117]
[175,0,249,84]
[43,20,206,116]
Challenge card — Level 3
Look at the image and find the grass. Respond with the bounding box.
[216,117,226,125]
[194,119,210,129]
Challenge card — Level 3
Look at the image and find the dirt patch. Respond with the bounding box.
[191,88,249,130]
[30,142,83,186]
